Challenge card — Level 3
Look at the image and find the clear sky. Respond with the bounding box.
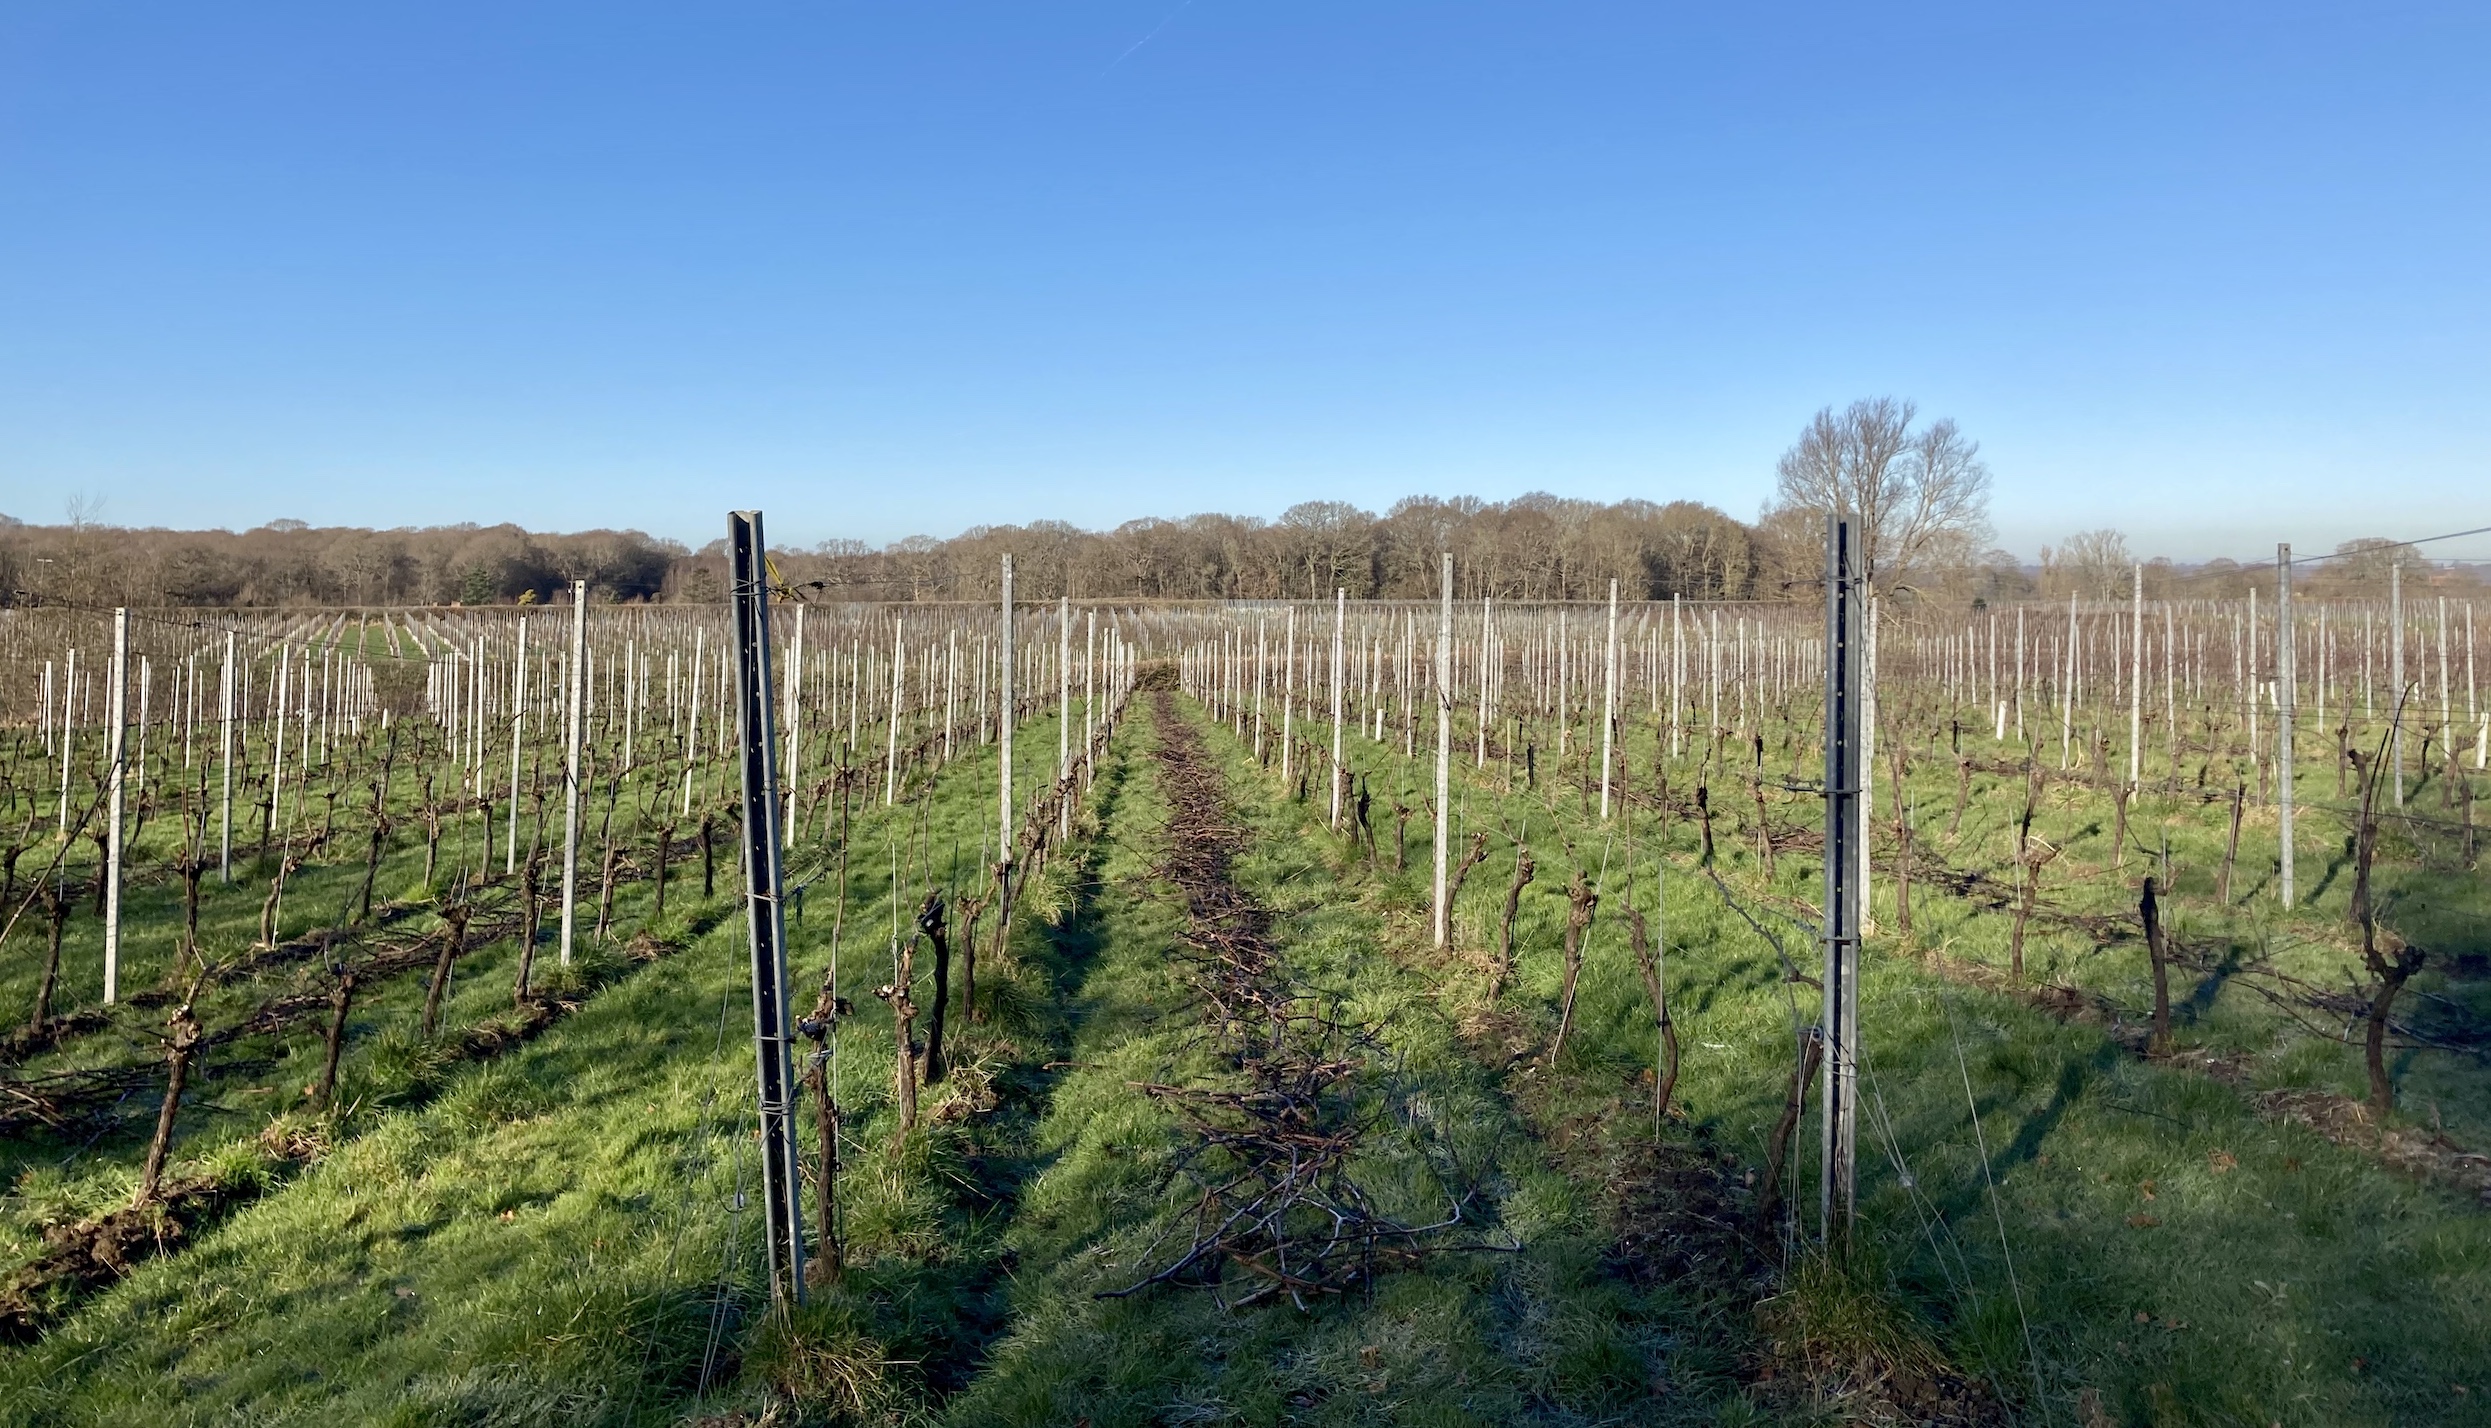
[2,2,2484,563]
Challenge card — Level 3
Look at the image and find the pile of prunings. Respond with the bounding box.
[1103,693,1502,1311]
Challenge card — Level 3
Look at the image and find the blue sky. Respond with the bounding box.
[2,2,2484,562]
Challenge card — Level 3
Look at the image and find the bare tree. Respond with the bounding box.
[1278,501,1376,599]
[1766,397,1993,594]
[2039,528,2135,601]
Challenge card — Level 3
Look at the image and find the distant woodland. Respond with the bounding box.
[0,495,2467,610]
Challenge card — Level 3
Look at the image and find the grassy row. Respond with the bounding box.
[1274,689,2491,1425]
[0,704,1097,1425]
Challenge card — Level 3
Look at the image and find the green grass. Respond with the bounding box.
[1279,688,2491,1426]
[2,677,2486,1426]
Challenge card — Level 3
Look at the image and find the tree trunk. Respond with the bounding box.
[180,862,205,968]
[1623,905,1679,1125]
[1549,870,1598,1063]
[1894,802,1913,941]
[958,892,986,1024]
[317,972,356,1106]
[356,821,386,925]
[652,822,674,923]
[919,894,952,1085]
[1490,843,1535,999]
[1752,778,1776,879]
[1756,1029,1824,1231]
[420,793,442,893]
[421,904,469,1038]
[593,838,619,943]
[2009,790,2037,981]
[2218,782,2244,904]
[2365,950,2423,1118]
[2142,876,2171,1055]
[699,813,716,900]
[879,934,920,1148]
[136,1007,202,1206]
[2111,785,2130,870]
[2349,745,2426,1115]
[1443,832,1491,933]
[514,858,542,1001]
[806,1048,842,1287]
[31,889,68,1030]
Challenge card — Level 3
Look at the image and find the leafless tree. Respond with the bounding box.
[2039,528,2135,601]
[1766,397,1993,594]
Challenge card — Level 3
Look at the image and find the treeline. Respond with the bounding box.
[0,495,1778,608]
[0,498,2474,609]
[0,518,681,610]
[787,495,1775,604]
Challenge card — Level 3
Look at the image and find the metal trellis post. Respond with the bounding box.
[729,510,808,1308]
[1821,517,1863,1243]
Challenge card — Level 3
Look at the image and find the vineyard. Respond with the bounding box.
[0,539,2485,1427]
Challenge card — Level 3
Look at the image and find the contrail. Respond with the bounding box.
[1103,0,1193,75]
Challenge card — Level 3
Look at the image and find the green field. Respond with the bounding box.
[2,617,2485,1426]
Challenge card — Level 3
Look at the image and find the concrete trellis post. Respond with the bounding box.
[1475,597,1492,770]
[784,604,804,847]
[1281,606,1296,785]
[1253,617,1266,760]
[2277,544,2295,907]
[1058,596,1072,835]
[103,609,128,1005]
[219,632,235,885]
[1329,588,1345,830]
[1084,610,1097,788]
[885,618,906,806]
[1432,554,1453,949]
[271,651,289,855]
[559,580,587,967]
[999,556,1015,896]
[506,617,526,876]
[2392,564,2404,807]
[1670,594,1683,759]
[2128,565,2143,792]
[1600,578,1618,820]
[681,627,705,820]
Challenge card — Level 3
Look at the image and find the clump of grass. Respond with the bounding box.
[360,1024,460,1102]
[745,1301,899,1422]
[1755,1250,1949,1402]
[972,964,1044,1038]
[839,1161,955,1265]
[438,1063,557,1131]
[373,1367,616,1427]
